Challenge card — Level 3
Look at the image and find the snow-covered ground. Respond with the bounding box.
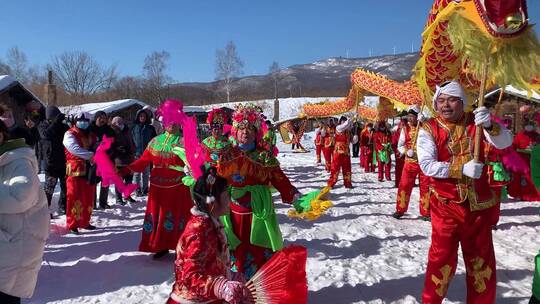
[28,135,539,304]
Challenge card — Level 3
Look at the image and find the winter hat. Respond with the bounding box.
[46,106,61,120]
[432,80,467,110]
[111,116,124,128]
[94,111,107,120]
[75,111,92,121]
[407,105,420,116]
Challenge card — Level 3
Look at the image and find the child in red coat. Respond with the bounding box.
[168,167,251,304]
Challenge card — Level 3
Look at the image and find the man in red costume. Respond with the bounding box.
[322,118,336,172]
[63,112,97,234]
[393,107,430,220]
[374,122,392,182]
[417,81,513,303]
[314,121,324,164]
[392,115,408,188]
[360,123,375,173]
[327,116,353,188]
[508,120,540,201]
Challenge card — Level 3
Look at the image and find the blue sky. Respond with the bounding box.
[1,1,539,82]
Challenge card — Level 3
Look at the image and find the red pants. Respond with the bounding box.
[316,144,322,163]
[362,149,375,173]
[394,155,404,188]
[422,198,496,304]
[508,172,540,201]
[322,147,333,172]
[359,147,365,168]
[489,188,503,226]
[328,153,352,188]
[66,176,96,230]
[396,161,430,217]
[377,159,391,181]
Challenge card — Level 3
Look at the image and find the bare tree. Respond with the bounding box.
[6,47,28,82]
[269,61,282,99]
[0,59,11,75]
[215,41,243,102]
[142,50,172,104]
[112,76,145,100]
[268,61,282,121]
[49,51,117,100]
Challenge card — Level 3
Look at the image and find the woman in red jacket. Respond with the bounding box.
[373,122,392,182]
[508,120,540,201]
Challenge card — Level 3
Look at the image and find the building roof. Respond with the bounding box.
[0,75,44,106]
[0,75,16,92]
[60,99,149,116]
[485,85,540,103]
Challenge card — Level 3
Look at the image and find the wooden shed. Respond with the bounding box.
[0,75,45,124]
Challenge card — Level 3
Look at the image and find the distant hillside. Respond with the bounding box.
[169,52,419,106]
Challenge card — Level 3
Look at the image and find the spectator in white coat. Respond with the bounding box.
[0,120,49,304]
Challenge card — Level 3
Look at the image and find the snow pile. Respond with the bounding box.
[28,136,539,304]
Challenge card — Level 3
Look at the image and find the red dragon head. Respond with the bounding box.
[473,0,529,36]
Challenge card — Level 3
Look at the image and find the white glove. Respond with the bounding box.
[183,165,192,176]
[418,112,427,122]
[473,106,492,128]
[352,135,359,144]
[462,160,484,179]
[406,149,414,158]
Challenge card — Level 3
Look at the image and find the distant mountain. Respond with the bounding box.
[169,52,419,106]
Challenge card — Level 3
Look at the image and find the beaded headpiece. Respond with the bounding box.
[207,108,228,126]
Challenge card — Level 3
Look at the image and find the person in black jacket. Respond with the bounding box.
[131,109,156,196]
[38,106,70,215]
[90,111,115,209]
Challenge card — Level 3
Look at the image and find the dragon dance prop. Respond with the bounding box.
[287,186,333,221]
[302,70,421,120]
[415,0,540,161]
[415,0,540,104]
[246,245,308,304]
[301,88,358,118]
[351,69,423,111]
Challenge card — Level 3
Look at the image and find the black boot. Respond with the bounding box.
[98,186,110,209]
[116,198,126,206]
[153,250,169,259]
[125,196,136,203]
[84,224,97,230]
[419,216,431,222]
[392,212,404,219]
[71,228,80,235]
